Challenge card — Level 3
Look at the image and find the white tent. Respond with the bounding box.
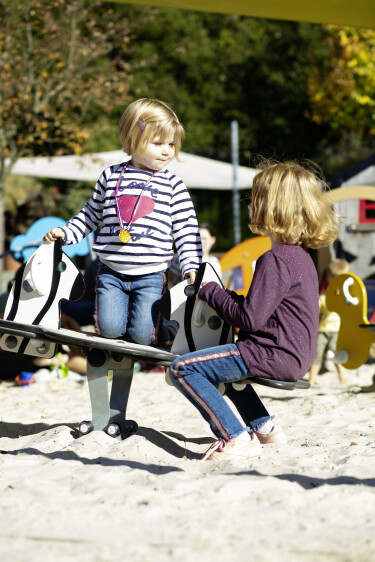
[10,150,257,190]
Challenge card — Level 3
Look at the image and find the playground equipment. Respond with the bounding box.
[0,241,235,438]
[326,272,375,370]
[0,240,309,440]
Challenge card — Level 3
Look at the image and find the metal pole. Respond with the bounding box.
[231,120,241,246]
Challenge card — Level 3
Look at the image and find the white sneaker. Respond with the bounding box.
[255,424,287,444]
[202,432,261,461]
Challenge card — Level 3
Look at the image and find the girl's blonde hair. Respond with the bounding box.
[249,160,341,249]
[118,98,185,161]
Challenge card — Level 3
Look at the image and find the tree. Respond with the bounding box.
[123,10,325,163]
[117,9,327,246]
[123,10,375,181]
[308,26,375,135]
[0,0,140,266]
[307,26,375,177]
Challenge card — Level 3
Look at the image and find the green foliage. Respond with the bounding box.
[84,118,120,153]
[0,0,145,252]
[58,181,94,220]
[120,9,375,184]
[2,4,375,252]
[0,0,132,164]
[123,10,324,163]
[307,25,375,179]
[191,189,252,251]
[4,175,44,214]
[4,175,63,241]
[308,26,375,134]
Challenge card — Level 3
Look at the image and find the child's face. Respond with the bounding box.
[132,135,176,172]
[199,228,216,256]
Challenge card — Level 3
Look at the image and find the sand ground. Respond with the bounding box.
[1,362,375,562]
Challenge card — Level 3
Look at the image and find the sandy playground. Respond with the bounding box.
[0,361,375,562]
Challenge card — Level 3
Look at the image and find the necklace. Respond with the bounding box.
[114,162,157,243]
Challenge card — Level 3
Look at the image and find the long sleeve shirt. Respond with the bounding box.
[198,244,319,381]
[61,160,202,276]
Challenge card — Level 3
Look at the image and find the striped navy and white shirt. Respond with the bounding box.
[61,160,202,277]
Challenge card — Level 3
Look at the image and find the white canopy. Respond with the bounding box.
[10,150,257,190]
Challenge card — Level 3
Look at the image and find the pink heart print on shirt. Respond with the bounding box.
[117,194,155,224]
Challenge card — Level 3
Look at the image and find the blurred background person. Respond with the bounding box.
[308,259,350,385]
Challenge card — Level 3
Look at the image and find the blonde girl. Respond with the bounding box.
[169,160,340,461]
[44,98,201,345]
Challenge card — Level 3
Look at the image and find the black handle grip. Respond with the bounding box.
[184,284,196,298]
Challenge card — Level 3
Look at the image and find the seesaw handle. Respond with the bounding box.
[326,349,349,364]
[184,284,196,298]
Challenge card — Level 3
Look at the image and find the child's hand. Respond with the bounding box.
[43,228,65,244]
[184,270,197,286]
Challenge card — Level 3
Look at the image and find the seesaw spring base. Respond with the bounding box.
[82,351,138,440]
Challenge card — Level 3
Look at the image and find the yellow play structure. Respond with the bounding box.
[219,236,271,297]
[325,273,375,370]
[109,1,375,30]
[219,237,375,371]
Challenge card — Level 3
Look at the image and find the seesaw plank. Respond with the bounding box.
[0,319,177,365]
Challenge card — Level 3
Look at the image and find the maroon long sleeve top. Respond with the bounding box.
[198,244,319,381]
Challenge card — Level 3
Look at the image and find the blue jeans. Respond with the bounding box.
[96,264,167,345]
[169,343,272,440]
